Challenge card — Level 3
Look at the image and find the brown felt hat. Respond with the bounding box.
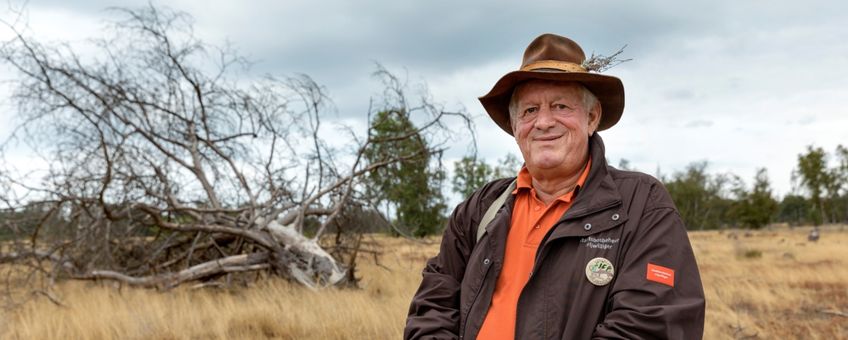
[479,33,625,135]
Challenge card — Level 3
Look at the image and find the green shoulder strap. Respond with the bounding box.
[475,179,517,243]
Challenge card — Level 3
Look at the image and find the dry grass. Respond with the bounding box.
[1,227,847,339]
[695,226,848,339]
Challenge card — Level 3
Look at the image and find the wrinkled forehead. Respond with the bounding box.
[512,80,585,102]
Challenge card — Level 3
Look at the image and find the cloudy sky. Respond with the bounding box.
[1,0,846,200]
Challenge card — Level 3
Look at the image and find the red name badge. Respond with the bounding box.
[646,263,675,287]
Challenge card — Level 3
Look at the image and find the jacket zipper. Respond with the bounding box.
[460,258,494,340]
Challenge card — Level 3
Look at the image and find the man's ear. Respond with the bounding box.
[588,100,602,135]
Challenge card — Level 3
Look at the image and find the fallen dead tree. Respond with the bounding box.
[0,5,470,296]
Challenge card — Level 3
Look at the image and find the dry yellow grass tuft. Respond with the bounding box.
[1,228,846,339]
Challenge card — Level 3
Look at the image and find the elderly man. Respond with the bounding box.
[404,34,705,339]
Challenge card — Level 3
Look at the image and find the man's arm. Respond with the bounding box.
[593,187,706,339]
[404,199,474,339]
[404,178,511,339]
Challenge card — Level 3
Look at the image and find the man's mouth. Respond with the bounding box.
[534,135,563,142]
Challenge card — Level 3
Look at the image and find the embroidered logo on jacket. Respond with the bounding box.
[647,263,675,287]
[580,236,620,250]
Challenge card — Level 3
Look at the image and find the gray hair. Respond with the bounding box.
[508,81,599,123]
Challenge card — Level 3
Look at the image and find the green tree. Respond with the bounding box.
[364,110,446,236]
[493,153,522,178]
[730,168,778,229]
[836,145,848,181]
[794,146,831,225]
[452,156,493,198]
[777,194,812,226]
[832,145,848,223]
[664,161,734,230]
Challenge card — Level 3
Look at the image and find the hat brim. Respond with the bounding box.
[479,70,624,136]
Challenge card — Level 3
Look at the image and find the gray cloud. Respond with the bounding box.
[5,0,848,200]
[664,89,696,101]
[685,120,714,128]
[796,115,816,126]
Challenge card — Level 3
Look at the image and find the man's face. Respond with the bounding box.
[511,81,601,176]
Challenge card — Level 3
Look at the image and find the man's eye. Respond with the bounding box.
[553,104,569,110]
[524,107,538,114]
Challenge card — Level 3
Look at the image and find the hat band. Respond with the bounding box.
[520,60,587,73]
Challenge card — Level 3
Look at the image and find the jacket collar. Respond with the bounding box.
[484,134,624,243]
[560,133,621,220]
[544,133,627,241]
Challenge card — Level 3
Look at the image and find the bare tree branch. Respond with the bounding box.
[0,4,473,297]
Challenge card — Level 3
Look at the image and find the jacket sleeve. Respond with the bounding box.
[404,198,475,339]
[592,186,706,339]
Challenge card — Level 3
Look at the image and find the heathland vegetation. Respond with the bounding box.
[2,227,846,339]
[0,4,846,339]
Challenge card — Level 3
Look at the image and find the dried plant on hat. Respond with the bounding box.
[582,45,632,73]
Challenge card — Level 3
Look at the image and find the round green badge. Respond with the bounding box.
[585,257,615,286]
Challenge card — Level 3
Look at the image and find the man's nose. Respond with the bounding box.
[533,106,556,129]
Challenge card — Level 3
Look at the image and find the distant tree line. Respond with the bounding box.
[660,145,847,229]
[330,137,848,235]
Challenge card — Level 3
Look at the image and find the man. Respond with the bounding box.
[404,34,705,339]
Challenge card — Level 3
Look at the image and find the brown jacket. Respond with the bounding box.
[404,135,705,339]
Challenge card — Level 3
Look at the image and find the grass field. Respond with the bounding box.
[1,226,846,339]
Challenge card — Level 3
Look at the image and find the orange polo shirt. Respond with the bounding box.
[477,158,591,340]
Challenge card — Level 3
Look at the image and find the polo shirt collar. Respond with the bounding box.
[512,157,593,203]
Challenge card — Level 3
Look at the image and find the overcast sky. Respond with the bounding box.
[1,0,846,200]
